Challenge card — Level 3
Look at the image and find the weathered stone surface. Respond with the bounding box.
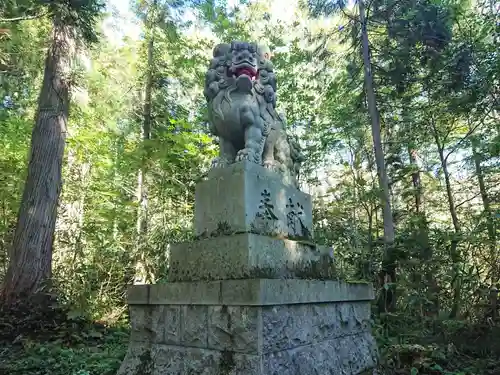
[116,341,152,375]
[149,281,221,304]
[160,306,181,345]
[122,286,377,374]
[123,344,262,375]
[180,305,208,348]
[263,332,378,375]
[118,331,376,375]
[204,41,305,187]
[129,305,153,342]
[195,162,313,240]
[175,346,220,375]
[206,160,294,186]
[220,279,374,306]
[127,284,149,304]
[129,305,182,345]
[127,298,373,357]
[152,345,184,374]
[261,302,371,352]
[128,279,374,306]
[169,233,333,282]
[128,279,375,306]
[151,306,166,343]
[208,305,261,354]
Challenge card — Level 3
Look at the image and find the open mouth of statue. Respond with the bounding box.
[233,62,258,79]
[235,67,257,78]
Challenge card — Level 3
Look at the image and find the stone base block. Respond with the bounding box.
[194,161,313,240]
[169,233,334,282]
[127,279,375,306]
[118,280,378,375]
[118,332,377,375]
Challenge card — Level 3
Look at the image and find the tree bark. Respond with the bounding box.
[358,0,396,312]
[471,134,497,283]
[407,143,439,314]
[431,120,461,318]
[134,2,155,284]
[1,18,74,301]
[408,144,422,213]
[137,29,154,239]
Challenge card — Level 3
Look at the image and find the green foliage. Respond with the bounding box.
[1,1,105,44]
[0,114,31,279]
[375,314,500,374]
[45,0,106,43]
[0,328,128,375]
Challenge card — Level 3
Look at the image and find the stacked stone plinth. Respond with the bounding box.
[117,162,378,375]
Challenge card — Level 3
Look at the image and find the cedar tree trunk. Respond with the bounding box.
[2,18,74,301]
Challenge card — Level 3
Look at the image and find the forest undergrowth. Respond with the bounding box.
[1,297,499,375]
[375,314,500,375]
[0,294,128,375]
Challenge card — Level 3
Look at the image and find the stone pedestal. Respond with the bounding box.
[117,162,378,375]
[168,233,335,282]
[195,162,313,240]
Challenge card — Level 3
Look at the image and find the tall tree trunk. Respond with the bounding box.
[134,3,155,284]
[408,144,422,213]
[431,120,461,318]
[358,0,396,312]
[471,134,497,283]
[1,18,74,301]
[407,143,438,314]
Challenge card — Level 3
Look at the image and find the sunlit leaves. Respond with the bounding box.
[305,0,347,17]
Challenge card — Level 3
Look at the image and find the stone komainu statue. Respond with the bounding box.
[204,41,305,187]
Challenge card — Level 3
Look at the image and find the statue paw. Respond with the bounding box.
[263,160,279,171]
[236,75,253,93]
[235,148,257,163]
[265,160,287,173]
[211,157,231,169]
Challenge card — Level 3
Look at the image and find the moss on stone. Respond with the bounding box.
[346,280,371,285]
[212,221,234,237]
[292,258,338,280]
[169,259,339,282]
[136,349,153,375]
[196,223,316,243]
[194,221,235,240]
[219,350,236,374]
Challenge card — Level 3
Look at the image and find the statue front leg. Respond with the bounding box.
[212,137,236,168]
[262,129,278,170]
[235,105,264,164]
[274,134,292,171]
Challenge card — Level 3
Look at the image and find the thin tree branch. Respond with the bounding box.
[443,105,494,163]
[340,6,357,22]
[443,121,483,163]
[455,193,482,209]
[0,12,46,23]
